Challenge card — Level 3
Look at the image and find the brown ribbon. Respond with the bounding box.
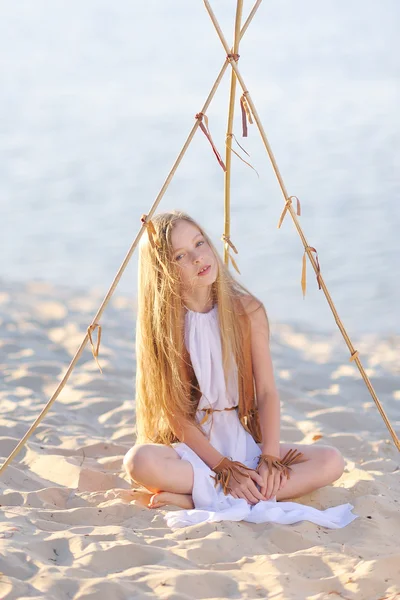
[277,195,301,229]
[140,214,161,249]
[225,133,259,178]
[87,323,102,373]
[199,404,238,426]
[301,246,322,298]
[240,93,253,138]
[221,234,241,274]
[195,113,226,172]
[227,53,240,62]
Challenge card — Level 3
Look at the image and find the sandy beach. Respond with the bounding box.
[0,279,399,600]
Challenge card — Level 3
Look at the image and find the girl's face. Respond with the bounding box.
[170,220,218,290]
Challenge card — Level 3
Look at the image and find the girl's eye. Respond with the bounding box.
[175,240,204,261]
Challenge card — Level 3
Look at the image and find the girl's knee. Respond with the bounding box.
[320,446,345,482]
[123,444,155,481]
[123,443,178,483]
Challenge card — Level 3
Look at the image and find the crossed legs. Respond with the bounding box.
[123,442,345,509]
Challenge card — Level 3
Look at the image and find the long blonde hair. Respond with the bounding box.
[135,210,267,445]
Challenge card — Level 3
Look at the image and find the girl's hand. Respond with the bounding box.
[258,462,287,500]
[228,467,267,505]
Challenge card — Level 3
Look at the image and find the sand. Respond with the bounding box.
[0,279,399,600]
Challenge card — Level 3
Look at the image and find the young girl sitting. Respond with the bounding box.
[123,210,356,529]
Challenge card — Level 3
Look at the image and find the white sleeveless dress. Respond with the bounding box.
[165,305,357,530]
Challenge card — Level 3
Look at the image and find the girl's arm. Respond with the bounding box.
[170,415,224,469]
[247,300,281,456]
[171,413,266,503]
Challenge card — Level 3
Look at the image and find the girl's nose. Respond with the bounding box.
[193,253,202,264]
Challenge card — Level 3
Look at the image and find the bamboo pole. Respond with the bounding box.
[0,0,263,477]
[223,0,243,267]
[203,0,400,451]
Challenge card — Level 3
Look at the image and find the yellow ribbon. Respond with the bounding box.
[240,93,253,137]
[278,195,301,229]
[221,234,241,274]
[301,246,322,298]
[87,323,103,373]
[140,214,161,249]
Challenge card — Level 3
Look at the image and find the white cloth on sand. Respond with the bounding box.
[165,305,357,530]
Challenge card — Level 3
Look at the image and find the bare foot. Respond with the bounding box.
[128,489,153,508]
[148,491,194,510]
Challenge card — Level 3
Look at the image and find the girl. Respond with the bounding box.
[123,210,356,529]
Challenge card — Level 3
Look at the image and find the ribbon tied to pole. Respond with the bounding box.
[240,92,253,137]
[221,234,241,274]
[225,133,259,177]
[195,112,226,172]
[301,246,322,298]
[87,323,103,373]
[141,214,161,249]
[278,195,301,229]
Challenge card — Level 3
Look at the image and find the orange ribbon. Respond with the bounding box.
[195,113,226,172]
[301,246,322,298]
[87,323,102,373]
[221,234,241,274]
[240,93,253,138]
[140,214,161,249]
[278,196,301,229]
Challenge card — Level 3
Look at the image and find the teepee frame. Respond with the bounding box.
[1,0,398,477]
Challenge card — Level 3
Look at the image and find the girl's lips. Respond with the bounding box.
[198,265,211,276]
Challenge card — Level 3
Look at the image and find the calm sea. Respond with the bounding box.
[1,0,399,335]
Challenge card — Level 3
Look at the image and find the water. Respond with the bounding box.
[1,0,399,335]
